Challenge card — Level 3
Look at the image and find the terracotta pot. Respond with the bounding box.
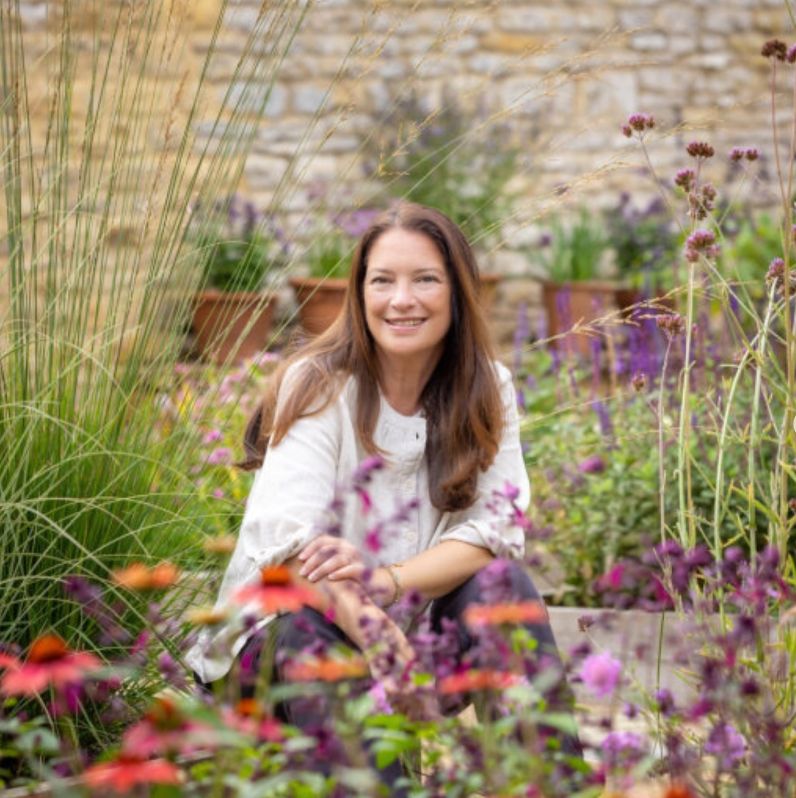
[541,280,621,357]
[289,276,349,336]
[191,289,277,364]
[290,273,502,337]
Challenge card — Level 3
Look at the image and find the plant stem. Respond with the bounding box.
[658,340,673,544]
[677,259,697,548]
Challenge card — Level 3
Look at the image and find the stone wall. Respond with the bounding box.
[6,0,794,346]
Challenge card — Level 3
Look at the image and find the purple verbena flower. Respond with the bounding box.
[579,651,622,698]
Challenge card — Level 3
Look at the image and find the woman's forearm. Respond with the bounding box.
[376,540,494,602]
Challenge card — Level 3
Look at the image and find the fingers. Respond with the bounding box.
[302,553,355,583]
[326,563,365,582]
[298,535,335,562]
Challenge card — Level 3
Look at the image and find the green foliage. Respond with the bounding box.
[536,209,610,283]
[720,212,783,297]
[369,91,518,247]
[603,195,681,289]
[520,350,780,606]
[192,197,289,293]
[305,229,352,279]
[0,1,306,650]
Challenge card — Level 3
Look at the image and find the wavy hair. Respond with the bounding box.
[241,202,504,512]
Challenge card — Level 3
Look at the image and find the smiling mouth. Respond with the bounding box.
[386,319,425,327]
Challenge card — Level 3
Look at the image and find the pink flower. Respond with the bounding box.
[579,652,622,698]
[364,526,382,553]
[0,635,103,696]
[202,428,223,444]
[577,455,606,474]
[207,447,232,465]
[83,757,183,793]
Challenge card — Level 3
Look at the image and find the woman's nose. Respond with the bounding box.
[389,280,416,308]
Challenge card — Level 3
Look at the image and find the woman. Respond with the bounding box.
[187,202,576,786]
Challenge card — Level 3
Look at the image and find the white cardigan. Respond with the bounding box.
[186,360,530,683]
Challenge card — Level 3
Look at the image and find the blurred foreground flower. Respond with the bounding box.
[223,699,284,742]
[202,534,236,555]
[439,669,521,694]
[83,756,182,794]
[122,696,218,758]
[577,455,606,474]
[0,634,102,695]
[235,565,321,614]
[464,601,547,628]
[579,652,622,698]
[112,562,180,591]
[284,654,368,682]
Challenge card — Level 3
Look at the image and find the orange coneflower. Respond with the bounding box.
[112,562,180,591]
[234,565,321,614]
[0,634,103,696]
[464,601,548,628]
[438,668,521,694]
[284,655,368,682]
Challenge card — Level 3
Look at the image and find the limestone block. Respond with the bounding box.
[618,8,658,28]
[481,31,546,54]
[245,154,290,188]
[19,2,47,29]
[497,7,568,34]
[227,81,287,117]
[686,52,731,70]
[470,52,510,77]
[630,32,669,51]
[295,153,340,182]
[293,84,331,115]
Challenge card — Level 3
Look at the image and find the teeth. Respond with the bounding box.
[389,319,423,327]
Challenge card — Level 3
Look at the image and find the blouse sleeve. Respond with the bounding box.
[217,363,342,594]
[438,362,530,560]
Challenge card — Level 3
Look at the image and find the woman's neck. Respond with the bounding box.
[376,353,439,416]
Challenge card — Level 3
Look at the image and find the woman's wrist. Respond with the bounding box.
[372,566,400,608]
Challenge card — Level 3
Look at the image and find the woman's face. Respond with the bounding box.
[363,227,452,370]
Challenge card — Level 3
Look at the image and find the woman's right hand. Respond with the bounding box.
[297,534,367,584]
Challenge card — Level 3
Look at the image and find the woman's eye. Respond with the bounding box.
[418,275,440,283]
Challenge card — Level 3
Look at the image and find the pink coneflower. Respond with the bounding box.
[0,635,103,696]
[83,756,183,794]
[234,565,321,614]
[122,696,218,758]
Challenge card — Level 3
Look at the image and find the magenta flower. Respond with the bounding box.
[579,651,622,698]
[577,455,606,474]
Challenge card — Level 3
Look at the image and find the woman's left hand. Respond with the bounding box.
[297,534,367,583]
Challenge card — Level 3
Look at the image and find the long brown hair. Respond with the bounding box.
[242,202,504,512]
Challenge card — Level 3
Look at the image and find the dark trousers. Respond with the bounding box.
[202,561,579,792]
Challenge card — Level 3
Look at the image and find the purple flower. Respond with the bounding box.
[601,730,647,770]
[762,39,787,61]
[686,141,715,159]
[705,722,747,769]
[577,455,606,474]
[579,651,622,698]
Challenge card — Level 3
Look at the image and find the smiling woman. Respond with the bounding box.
[187,202,579,791]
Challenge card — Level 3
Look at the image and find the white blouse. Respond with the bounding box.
[187,360,530,683]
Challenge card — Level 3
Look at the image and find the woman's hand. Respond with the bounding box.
[297,534,367,584]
